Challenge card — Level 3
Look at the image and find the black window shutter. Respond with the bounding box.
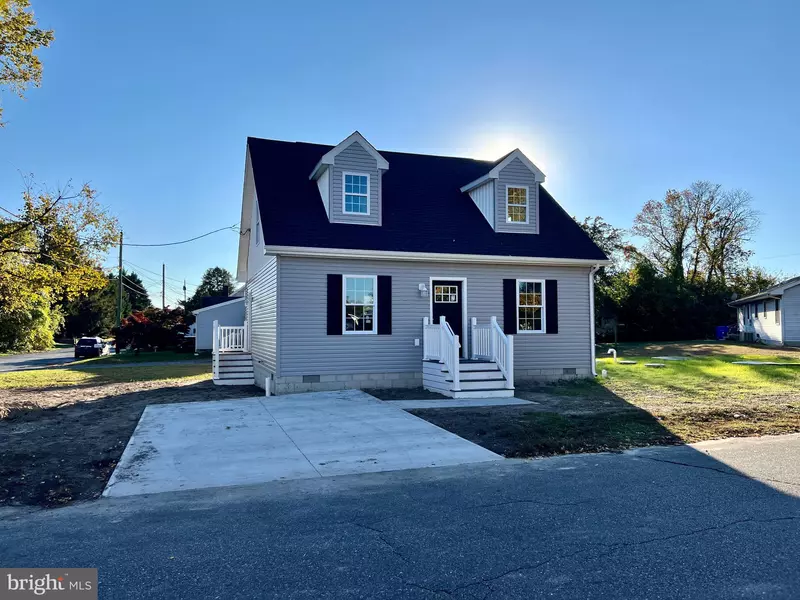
[327,274,342,335]
[545,279,558,334]
[377,275,392,335]
[503,279,517,335]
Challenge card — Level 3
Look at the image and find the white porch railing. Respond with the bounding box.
[212,319,248,380]
[470,317,492,360]
[422,316,460,391]
[471,316,514,389]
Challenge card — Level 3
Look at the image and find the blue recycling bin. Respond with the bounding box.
[716,325,729,340]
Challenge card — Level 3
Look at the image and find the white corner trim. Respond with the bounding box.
[460,149,546,193]
[515,278,546,334]
[191,296,245,315]
[589,265,600,376]
[264,245,613,267]
[236,146,256,283]
[342,171,371,216]
[309,131,389,180]
[505,185,530,225]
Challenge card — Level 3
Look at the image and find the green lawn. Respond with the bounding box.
[413,341,800,458]
[71,349,208,366]
[0,363,211,390]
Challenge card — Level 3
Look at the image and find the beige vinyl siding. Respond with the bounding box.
[277,256,592,377]
[249,256,278,381]
[468,180,495,228]
[330,141,380,226]
[495,157,539,234]
[784,286,800,343]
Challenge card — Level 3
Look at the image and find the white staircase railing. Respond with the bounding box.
[422,317,441,360]
[470,317,492,360]
[471,316,514,389]
[422,316,460,391]
[439,316,460,392]
[212,319,248,381]
[489,316,514,389]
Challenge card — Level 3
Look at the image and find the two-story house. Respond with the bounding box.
[213,131,610,397]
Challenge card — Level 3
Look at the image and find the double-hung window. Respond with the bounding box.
[506,186,529,224]
[517,280,544,333]
[343,173,369,215]
[344,275,376,334]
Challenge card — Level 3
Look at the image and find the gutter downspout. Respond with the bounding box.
[589,265,601,377]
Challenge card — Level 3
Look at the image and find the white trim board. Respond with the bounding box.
[264,245,611,267]
[429,276,468,359]
[309,131,389,180]
[460,149,546,193]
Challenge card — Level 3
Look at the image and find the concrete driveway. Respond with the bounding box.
[104,390,500,497]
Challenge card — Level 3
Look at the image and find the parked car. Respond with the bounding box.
[74,336,110,359]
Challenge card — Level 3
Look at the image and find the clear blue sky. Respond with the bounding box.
[2,0,798,305]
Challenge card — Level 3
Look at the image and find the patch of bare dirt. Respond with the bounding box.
[0,380,260,508]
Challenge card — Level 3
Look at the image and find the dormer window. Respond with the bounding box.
[506,186,529,224]
[343,173,370,215]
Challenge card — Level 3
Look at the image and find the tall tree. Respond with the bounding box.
[0,179,118,350]
[115,269,151,311]
[633,182,759,290]
[0,0,54,126]
[181,266,234,312]
[632,189,695,282]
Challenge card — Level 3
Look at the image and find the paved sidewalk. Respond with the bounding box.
[385,397,535,409]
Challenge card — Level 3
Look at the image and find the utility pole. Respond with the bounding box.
[116,231,123,354]
[183,279,187,304]
[162,263,166,309]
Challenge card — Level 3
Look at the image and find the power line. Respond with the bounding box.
[122,259,199,288]
[124,224,238,247]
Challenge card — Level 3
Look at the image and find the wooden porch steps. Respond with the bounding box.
[423,359,514,399]
[213,351,255,386]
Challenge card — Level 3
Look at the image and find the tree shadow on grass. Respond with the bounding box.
[0,380,260,508]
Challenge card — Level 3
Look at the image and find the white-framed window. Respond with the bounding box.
[343,275,377,334]
[506,185,529,224]
[343,172,370,215]
[517,279,544,333]
[434,285,458,303]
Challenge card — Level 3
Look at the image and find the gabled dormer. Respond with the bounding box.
[460,149,546,234]
[309,131,389,226]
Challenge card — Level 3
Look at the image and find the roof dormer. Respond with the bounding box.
[309,131,389,226]
[460,149,546,234]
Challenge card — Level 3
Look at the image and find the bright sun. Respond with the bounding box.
[466,127,552,176]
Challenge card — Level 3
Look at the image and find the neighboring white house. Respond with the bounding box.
[730,276,800,346]
[192,297,245,350]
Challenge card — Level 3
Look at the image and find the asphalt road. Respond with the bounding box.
[2,435,800,599]
[0,347,74,372]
